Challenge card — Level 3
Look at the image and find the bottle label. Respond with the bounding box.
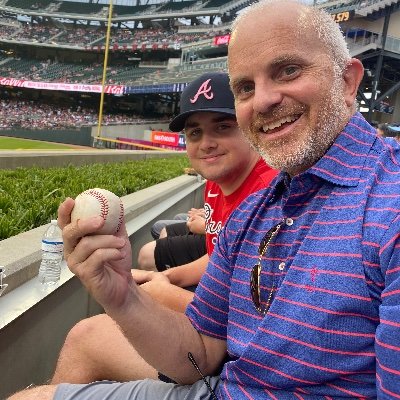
[42,240,64,253]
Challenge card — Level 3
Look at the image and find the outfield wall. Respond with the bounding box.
[0,127,93,147]
[0,121,172,148]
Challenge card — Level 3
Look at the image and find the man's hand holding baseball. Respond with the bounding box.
[58,198,134,313]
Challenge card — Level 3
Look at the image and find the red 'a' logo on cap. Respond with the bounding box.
[190,79,214,103]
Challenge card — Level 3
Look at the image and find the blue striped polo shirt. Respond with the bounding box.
[186,113,400,399]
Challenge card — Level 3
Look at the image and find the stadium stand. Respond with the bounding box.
[0,97,166,130]
[5,0,54,9]
[0,0,398,135]
[56,26,105,46]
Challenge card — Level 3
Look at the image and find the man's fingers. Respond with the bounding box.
[57,198,75,229]
[62,215,104,254]
[69,247,126,278]
[66,235,126,267]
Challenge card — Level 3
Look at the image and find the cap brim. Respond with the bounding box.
[169,108,236,132]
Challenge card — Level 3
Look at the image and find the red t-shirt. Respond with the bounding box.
[204,158,277,254]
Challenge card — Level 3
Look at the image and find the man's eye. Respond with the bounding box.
[238,83,254,94]
[185,130,201,139]
[281,65,300,79]
[233,82,254,99]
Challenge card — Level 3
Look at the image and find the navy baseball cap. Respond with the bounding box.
[169,72,235,132]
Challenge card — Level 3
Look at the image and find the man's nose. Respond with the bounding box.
[252,81,283,114]
[199,133,218,150]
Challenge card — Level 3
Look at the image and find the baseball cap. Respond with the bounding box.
[169,72,235,132]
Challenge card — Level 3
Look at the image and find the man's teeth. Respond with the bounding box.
[262,115,298,132]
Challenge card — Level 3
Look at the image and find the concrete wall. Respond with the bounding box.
[96,122,170,140]
[0,277,102,397]
[0,149,185,170]
[0,175,204,398]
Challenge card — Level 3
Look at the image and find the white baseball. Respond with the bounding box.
[71,188,124,235]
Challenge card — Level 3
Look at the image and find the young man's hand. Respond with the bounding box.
[187,214,206,234]
[131,269,170,285]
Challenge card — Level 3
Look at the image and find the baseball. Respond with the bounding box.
[71,188,124,235]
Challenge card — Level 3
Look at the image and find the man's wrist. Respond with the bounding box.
[162,268,177,285]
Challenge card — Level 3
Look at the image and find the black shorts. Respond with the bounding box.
[165,222,190,237]
[154,233,206,272]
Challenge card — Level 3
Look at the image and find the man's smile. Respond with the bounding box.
[261,114,302,134]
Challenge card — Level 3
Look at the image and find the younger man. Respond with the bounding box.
[49,71,277,384]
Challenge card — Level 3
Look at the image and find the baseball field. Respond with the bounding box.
[0,137,80,150]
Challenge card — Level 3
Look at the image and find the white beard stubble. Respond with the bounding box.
[243,74,350,176]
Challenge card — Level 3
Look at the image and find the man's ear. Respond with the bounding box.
[342,58,364,108]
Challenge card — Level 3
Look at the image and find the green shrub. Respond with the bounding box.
[0,156,189,240]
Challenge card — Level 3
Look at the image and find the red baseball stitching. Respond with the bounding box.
[86,189,109,221]
[117,202,124,232]
[84,189,124,233]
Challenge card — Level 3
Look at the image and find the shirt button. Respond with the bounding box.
[285,218,294,226]
[278,262,286,270]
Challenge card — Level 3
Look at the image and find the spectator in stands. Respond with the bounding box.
[139,206,208,275]
[9,1,400,399]
[0,98,158,130]
[149,210,198,240]
[376,122,388,137]
[46,71,277,385]
[137,207,207,272]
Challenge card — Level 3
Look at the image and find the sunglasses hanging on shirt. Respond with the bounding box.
[250,221,284,315]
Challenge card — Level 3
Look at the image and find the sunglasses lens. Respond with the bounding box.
[250,264,261,309]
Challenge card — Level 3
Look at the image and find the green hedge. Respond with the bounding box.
[0,156,189,240]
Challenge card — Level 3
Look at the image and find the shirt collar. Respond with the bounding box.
[308,112,376,187]
[270,112,377,190]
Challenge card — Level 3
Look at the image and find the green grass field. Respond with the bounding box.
[0,137,81,150]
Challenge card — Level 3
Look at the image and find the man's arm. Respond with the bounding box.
[132,254,209,288]
[131,255,209,312]
[58,198,226,384]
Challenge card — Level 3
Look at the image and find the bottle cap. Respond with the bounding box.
[51,219,58,225]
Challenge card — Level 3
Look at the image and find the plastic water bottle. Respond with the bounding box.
[38,220,63,286]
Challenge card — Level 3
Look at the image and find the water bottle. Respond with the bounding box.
[38,220,63,285]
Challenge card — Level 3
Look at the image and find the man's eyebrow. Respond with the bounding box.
[210,115,236,123]
[269,54,306,68]
[230,54,308,88]
[185,115,236,129]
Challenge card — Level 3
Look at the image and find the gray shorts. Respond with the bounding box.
[54,377,220,400]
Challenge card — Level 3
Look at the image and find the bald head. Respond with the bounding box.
[226,0,364,176]
[230,0,351,74]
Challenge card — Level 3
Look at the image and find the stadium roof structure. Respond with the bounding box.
[0,0,252,22]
